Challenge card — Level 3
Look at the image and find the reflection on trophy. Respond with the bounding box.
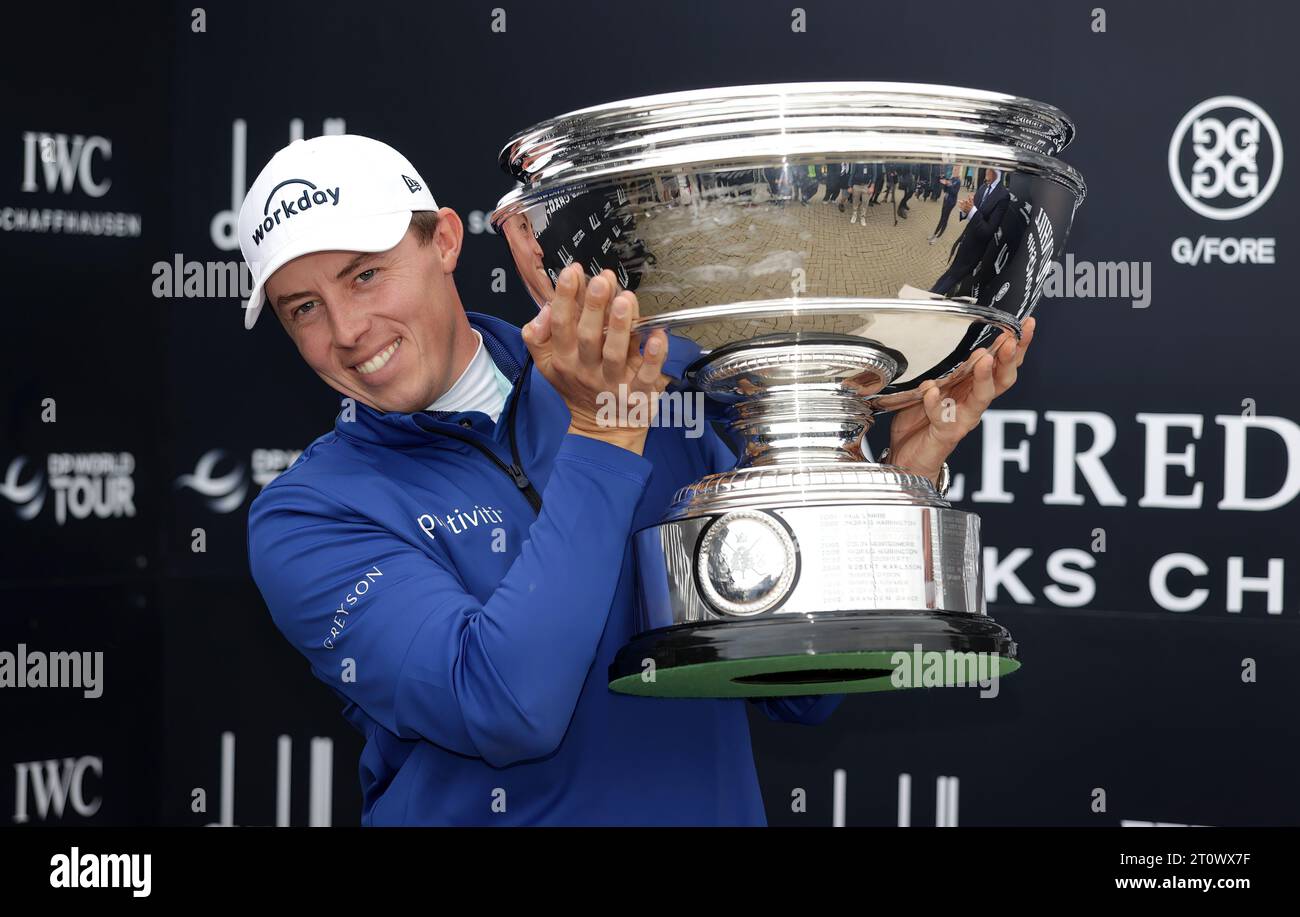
[492,83,1085,698]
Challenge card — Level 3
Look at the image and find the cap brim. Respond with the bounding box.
[243,210,414,330]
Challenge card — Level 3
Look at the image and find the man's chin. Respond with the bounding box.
[321,377,427,416]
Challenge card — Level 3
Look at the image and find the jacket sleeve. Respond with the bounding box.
[247,432,654,768]
[698,423,847,726]
[753,694,844,725]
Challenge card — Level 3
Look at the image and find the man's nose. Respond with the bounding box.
[330,302,372,348]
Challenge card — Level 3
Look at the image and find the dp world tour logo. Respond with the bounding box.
[251,178,341,246]
[0,454,134,524]
[175,449,302,513]
[175,450,248,513]
[0,457,44,520]
[1169,96,1283,221]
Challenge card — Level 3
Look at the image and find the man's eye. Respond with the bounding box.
[357,268,377,282]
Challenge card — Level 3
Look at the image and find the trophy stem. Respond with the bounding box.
[690,334,904,467]
[726,388,873,466]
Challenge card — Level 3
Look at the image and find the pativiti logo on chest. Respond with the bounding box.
[251,177,341,246]
[417,504,505,541]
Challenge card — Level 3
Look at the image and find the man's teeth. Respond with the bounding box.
[356,338,401,375]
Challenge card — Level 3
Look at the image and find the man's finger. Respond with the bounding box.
[969,351,997,414]
[521,304,554,369]
[635,331,668,388]
[623,291,643,363]
[1014,317,1036,368]
[578,270,614,367]
[530,304,553,345]
[549,264,581,359]
[602,292,633,384]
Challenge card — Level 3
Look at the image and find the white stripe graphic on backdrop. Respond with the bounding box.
[832,768,846,827]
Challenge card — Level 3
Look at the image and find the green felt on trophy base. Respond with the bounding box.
[608,650,1022,699]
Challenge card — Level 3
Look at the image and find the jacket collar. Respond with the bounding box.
[332,310,703,448]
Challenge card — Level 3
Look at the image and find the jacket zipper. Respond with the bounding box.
[415,353,543,516]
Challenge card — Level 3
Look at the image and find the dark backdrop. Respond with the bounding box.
[1,0,1296,826]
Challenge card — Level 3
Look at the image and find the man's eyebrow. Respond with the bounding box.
[274,253,385,311]
[335,251,382,281]
[276,289,315,310]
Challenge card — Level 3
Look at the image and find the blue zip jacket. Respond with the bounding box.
[247,311,844,826]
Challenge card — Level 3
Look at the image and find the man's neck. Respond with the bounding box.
[424,324,511,422]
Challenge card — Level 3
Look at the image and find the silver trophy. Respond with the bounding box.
[492,82,1085,698]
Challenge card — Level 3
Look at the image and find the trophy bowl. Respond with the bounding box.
[491,82,1085,698]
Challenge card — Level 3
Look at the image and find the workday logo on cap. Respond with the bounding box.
[250,178,342,247]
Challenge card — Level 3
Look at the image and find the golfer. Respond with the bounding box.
[239,134,1033,826]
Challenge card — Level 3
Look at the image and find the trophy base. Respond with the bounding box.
[607,610,1019,698]
[619,463,1016,698]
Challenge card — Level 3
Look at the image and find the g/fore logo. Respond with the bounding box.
[251,178,341,246]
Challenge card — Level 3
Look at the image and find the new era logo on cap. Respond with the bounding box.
[237,135,438,330]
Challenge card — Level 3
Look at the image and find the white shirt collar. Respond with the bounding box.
[425,329,512,423]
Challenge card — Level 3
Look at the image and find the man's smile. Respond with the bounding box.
[353,336,402,377]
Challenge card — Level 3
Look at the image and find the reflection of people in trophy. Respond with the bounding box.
[896,170,915,218]
[929,168,1010,297]
[928,174,961,243]
[824,161,850,207]
[868,167,886,206]
[971,188,1033,306]
[847,163,875,224]
[764,166,803,204]
[796,164,820,205]
[924,171,940,201]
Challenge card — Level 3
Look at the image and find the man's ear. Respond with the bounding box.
[432,206,464,273]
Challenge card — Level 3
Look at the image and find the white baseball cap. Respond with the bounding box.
[238,134,438,330]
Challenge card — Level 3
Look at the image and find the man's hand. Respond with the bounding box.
[958,197,974,215]
[521,263,670,455]
[884,317,1037,485]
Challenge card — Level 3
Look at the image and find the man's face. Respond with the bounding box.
[984,168,997,184]
[263,209,470,414]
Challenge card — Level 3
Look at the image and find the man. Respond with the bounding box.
[797,163,820,204]
[238,135,1034,826]
[847,163,875,225]
[930,167,1011,297]
[823,161,850,205]
[929,173,962,244]
[896,170,915,218]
